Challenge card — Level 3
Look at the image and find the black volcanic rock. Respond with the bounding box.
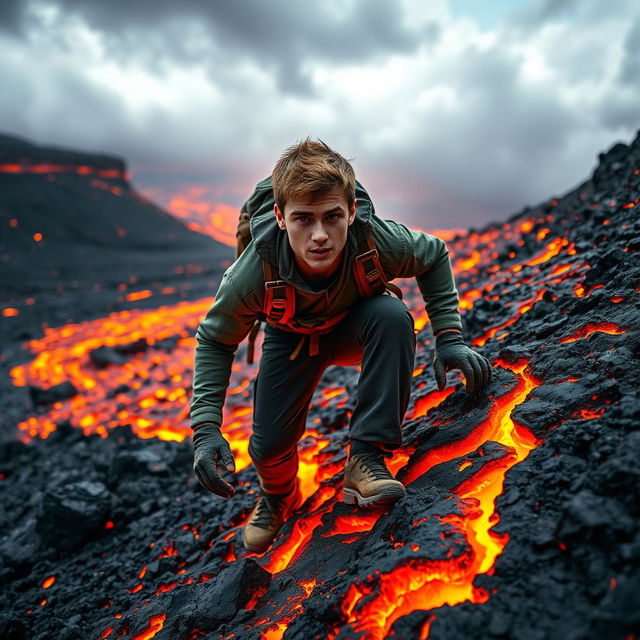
[162,559,271,635]
[0,133,211,253]
[28,381,78,405]
[36,480,112,554]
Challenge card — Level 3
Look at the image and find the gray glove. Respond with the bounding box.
[192,423,236,498]
[433,331,492,396]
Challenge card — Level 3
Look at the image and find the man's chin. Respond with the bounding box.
[302,257,338,278]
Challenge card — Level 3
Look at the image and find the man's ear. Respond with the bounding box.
[348,199,357,226]
[274,204,286,231]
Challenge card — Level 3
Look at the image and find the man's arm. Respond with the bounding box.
[372,218,492,395]
[190,268,261,497]
[190,269,259,428]
[372,218,463,334]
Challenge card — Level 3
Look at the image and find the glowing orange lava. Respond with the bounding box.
[339,358,541,638]
[131,613,166,640]
[139,185,238,247]
[559,322,627,343]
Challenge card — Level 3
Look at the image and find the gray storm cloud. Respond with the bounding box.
[0,0,638,229]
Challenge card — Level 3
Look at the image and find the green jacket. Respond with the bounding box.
[190,177,463,429]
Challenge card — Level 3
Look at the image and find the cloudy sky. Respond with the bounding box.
[1,0,639,234]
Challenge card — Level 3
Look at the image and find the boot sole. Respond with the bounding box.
[343,485,406,507]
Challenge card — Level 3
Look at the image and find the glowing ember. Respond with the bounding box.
[131,613,166,640]
[125,290,153,302]
[41,576,56,589]
[99,625,114,639]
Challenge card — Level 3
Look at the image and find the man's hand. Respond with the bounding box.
[192,423,236,498]
[433,331,492,396]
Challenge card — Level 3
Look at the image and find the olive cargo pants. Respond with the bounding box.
[248,294,417,495]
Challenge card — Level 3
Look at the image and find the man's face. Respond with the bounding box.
[274,188,356,282]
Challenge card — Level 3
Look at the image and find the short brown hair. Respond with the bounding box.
[272,138,356,211]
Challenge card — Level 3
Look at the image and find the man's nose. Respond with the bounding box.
[311,223,328,242]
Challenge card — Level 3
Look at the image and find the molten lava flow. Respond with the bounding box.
[259,578,318,640]
[472,290,547,347]
[9,299,217,442]
[404,358,540,486]
[297,431,332,502]
[0,163,128,180]
[338,358,541,639]
[522,237,568,268]
[408,389,456,420]
[559,322,627,343]
[258,486,336,574]
[320,513,382,538]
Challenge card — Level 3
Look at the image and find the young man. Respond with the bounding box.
[190,139,492,553]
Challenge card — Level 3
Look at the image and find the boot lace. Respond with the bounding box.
[353,452,393,481]
[252,492,293,529]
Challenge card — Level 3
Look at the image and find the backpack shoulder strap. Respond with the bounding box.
[353,230,403,300]
[261,260,296,325]
[246,258,296,363]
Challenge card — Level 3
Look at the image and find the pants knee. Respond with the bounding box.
[249,432,298,465]
[361,295,415,339]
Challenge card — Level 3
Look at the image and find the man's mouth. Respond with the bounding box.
[310,248,331,256]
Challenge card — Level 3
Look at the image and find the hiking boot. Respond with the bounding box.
[343,452,406,507]
[242,481,302,553]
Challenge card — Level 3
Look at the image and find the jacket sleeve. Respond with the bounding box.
[372,218,463,335]
[190,270,260,429]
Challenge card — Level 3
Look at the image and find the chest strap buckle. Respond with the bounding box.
[264,280,295,325]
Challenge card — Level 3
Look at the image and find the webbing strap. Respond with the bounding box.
[262,261,296,325]
[353,234,388,298]
[251,229,402,362]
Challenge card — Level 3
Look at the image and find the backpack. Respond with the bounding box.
[234,180,402,363]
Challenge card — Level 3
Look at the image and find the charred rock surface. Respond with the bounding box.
[0,132,639,639]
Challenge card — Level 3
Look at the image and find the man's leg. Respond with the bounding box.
[330,293,417,451]
[243,324,331,551]
[249,324,330,495]
[329,294,416,506]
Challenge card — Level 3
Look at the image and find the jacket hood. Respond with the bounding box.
[249,178,374,292]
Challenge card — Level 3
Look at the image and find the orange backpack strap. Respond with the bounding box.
[353,232,403,300]
[248,232,401,363]
[246,259,297,364]
[262,260,296,325]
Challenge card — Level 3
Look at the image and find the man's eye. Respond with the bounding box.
[327,214,340,221]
